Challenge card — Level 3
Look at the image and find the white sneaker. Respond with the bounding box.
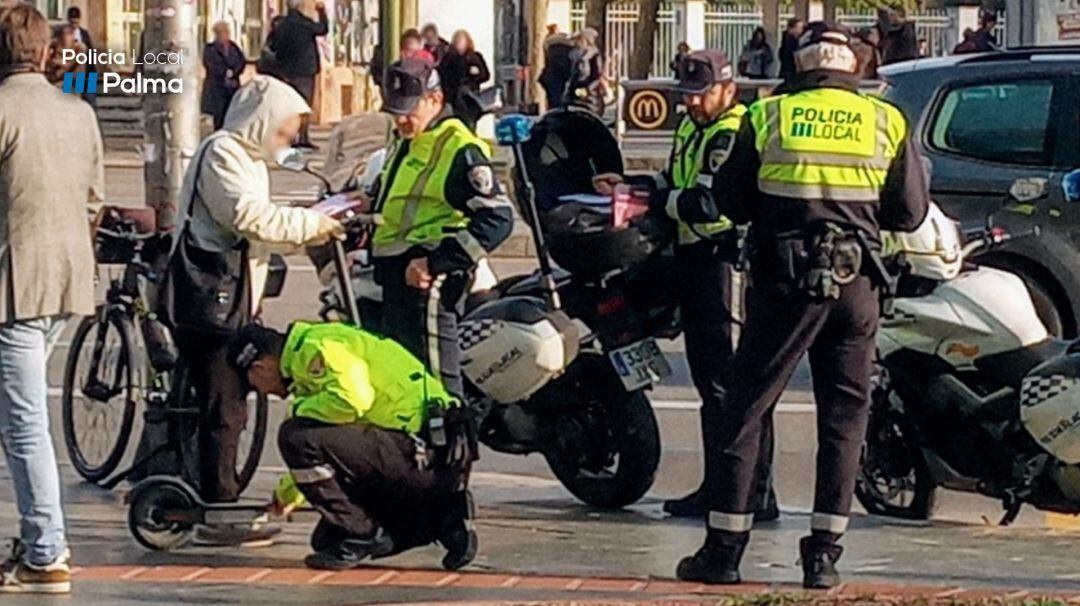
[193,517,281,548]
[0,541,71,594]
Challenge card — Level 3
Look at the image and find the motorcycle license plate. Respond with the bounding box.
[609,338,672,391]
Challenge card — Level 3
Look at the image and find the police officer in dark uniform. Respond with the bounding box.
[371,58,515,399]
[675,23,930,588]
[652,50,777,521]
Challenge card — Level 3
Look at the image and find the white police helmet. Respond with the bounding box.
[881,202,962,281]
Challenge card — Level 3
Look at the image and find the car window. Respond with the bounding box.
[930,80,1055,166]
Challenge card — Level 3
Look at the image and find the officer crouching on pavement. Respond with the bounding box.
[651,50,778,523]
[372,57,514,400]
[229,322,477,571]
[675,23,929,589]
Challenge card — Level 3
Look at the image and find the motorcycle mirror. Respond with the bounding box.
[495,114,534,146]
[276,148,308,172]
[1064,169,1080,204]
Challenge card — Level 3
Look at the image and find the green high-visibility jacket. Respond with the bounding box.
[274,321,453,506]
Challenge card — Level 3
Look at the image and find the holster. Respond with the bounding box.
[758,223,864,300]
[421,398,479,473]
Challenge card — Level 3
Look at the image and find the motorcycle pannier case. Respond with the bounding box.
[459,297,583,403]
[1020,353,1080,464]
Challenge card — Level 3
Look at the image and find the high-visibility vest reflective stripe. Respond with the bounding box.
[670,104,746,244]
[373,117,490,257]
[749,88,906,202]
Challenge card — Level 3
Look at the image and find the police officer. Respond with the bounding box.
[230,322,477,571]
[372,58,514,397]
[675,23,929,588]
[652,50,776,521]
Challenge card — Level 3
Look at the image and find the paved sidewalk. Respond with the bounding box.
[4,465,1080,604]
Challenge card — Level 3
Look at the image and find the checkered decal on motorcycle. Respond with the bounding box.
[1021,375,1077,407]
[458,319,499,351]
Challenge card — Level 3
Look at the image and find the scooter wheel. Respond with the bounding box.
[127,478,198,551]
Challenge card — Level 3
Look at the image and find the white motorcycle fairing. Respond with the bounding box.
[879,267,1049,369]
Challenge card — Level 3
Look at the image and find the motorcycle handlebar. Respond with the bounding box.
[961,225,1041,259]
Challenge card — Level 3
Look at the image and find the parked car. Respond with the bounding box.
[881,48,1080,337]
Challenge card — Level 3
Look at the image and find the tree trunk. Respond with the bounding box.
[584,0,606,53]
[529,0,550,109]
[629,0,661,79]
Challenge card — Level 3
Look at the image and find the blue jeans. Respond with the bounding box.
[0,316,68,565]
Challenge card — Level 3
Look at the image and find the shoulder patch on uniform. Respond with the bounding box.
[307,352,326,378]
[708,133,736,173]
[468,165,496,196]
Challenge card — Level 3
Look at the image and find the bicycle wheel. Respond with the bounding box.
[236,392,268,494]
[62,310,139,483]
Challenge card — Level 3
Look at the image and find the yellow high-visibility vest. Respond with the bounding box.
[373,117,490,257]
[748,87,906,202]
[669,104,746,244]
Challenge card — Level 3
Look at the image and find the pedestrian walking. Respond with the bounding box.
[778,18,804,82]
[953,9,998,54]
[401,28,435,63]
[160,76,344,547]
[46,25,88,85]
[56,6,92,49]
[269,0,328,149]
[422,23,451,64]
[737,27,774,79]
[0,5,104,594]
[674,22,929,589]
[671,41,691,77]
[651,51,777,523]
[876,7,918,65]
[202,21,247,130]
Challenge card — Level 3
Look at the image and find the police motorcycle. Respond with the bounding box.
[294,115,675,509]
[854,199,1080,524]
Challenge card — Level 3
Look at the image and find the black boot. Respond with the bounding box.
[799,535,843,589]
[439,490,478,571]
[304,527,395,571]
[676,530,748,585]
[664,488,706,518]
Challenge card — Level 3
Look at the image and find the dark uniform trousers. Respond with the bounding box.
[279,417,461,552]
[675,241,775,509]
[707,276,878,531]
[175,330,248,503]
[375,252,470,400]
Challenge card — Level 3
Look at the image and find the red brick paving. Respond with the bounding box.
[66,564,1080,604]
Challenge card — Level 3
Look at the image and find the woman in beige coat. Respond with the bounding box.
[167,75,341,545]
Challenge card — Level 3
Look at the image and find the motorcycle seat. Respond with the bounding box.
[973,338,1070,389]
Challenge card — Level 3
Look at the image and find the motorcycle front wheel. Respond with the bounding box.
[855,388,938,520]
[542,387,660,509]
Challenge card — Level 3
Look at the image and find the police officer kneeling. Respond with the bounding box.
[675,23,929,588]
[229,322,477,571]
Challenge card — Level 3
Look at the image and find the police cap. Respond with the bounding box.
[796,21,858,74]
[674,50,734,95]
[382,57,442,115]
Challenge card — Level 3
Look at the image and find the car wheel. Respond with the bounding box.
[1026,279,1066,338]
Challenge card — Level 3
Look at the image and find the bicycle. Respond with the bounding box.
[62,206,268,492]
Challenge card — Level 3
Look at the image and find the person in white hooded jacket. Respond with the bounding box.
[167,75,343,546]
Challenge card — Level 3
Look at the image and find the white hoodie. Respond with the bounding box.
[173,75,337,313]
